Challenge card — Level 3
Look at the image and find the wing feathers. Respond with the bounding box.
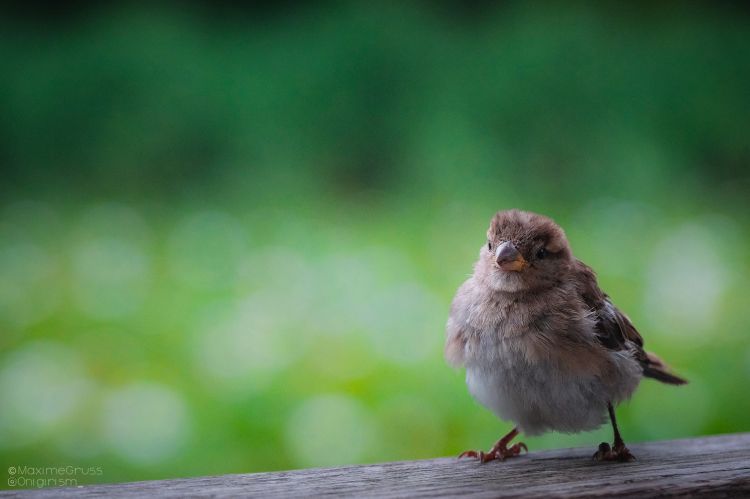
[574,259,687,386]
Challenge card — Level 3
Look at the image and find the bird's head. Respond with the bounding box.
[475,209,573,292]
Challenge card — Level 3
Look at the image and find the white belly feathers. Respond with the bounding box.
[465,336,641,436]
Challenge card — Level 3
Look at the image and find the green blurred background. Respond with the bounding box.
[1,1,749,489]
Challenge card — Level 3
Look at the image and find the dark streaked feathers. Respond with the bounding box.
[574,259,688,386]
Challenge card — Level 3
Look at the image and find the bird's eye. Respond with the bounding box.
[536,247,548,259]
[487,241,492,251]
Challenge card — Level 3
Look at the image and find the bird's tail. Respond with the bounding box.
[643,351,688,385]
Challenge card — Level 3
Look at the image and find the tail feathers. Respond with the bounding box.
[644,351,688,385]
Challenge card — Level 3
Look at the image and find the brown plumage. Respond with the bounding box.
[573,258,687,386]
[446,209,686,463]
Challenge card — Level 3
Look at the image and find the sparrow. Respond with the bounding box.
[445,209,686,462]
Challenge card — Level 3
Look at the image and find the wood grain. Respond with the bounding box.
[3,433,749,498]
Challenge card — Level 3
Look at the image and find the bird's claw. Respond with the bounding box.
[592,441,636,462]
[458,442,527,463]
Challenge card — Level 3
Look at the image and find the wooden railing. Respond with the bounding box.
[2,433,749,497]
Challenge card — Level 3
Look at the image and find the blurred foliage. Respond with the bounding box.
[1,1,749,489]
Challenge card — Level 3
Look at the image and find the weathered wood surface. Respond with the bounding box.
[3,433,749,498]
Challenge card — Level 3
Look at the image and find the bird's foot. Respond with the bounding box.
[458,441,527,463]
[592,441,636,462]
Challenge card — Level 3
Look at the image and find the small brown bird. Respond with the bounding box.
[445,209,686,462]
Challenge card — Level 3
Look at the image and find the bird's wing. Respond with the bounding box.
[573,259,687,385]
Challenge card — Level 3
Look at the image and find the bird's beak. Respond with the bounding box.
[495,241,528,272]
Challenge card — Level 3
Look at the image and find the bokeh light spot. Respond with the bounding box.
[71,238,151,319]
[284,394,378,468]
[168,210,247,290]
[0,242,59,328]
[100,382,190,465]
[192,293,309,393]
[363,283,444,365]
[0,342,92,448]
[644,224,728,338]
[70,203,152,320]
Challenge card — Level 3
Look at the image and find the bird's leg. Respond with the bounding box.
[593,402,636,462]
[458,427,527,463]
